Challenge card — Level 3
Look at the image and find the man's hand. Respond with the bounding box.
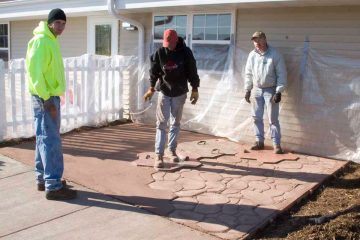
[190,89,199,105]
[144,88,155,101]
[272,92,281,103]
[44,100,57,120]
[245,91,251,103]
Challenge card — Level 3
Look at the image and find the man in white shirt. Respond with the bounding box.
[244,31,287,154]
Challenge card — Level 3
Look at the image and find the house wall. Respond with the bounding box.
[235,5,360,158]
[10,17,87,59]
[236,6,360,51]
[117,13,152,56]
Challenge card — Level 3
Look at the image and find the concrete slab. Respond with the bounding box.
[0,164,216,240]
[3,200,217,240]
[0,124,349,239]
[0,172,105,237]
[0,124,215,216]
[148,154,348,239]
[0,155,31,179]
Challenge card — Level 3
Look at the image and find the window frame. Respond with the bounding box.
[87,16,118,56]
[0,22,10,62]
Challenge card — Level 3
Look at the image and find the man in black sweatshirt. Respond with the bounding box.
[144,29,200,168]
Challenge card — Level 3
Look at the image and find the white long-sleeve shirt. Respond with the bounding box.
[244,45,287,93]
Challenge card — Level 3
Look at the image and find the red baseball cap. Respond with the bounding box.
[163,29,178,48]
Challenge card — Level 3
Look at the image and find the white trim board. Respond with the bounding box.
[118,0,360,10]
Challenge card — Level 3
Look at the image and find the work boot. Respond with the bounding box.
[250,141,265,150]
[274,145,284,154]
[38,179,67,191]
[168,149,180,163]
[45,187,77,200]
[154,154,164,168]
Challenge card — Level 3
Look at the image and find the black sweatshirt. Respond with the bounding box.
[149,37,200,97]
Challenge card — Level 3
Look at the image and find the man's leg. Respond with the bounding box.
[168,93,187,161]
[32,96,45,186]
[155,93,171,165]
[252,88,265,147]
[38,96,64,191]
[264,88,282,152]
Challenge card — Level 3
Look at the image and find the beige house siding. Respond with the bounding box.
[10,17,87,59]
[236,6,360,51]
[118,13,152,57]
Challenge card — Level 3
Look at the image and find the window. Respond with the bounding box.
[153,15,187,50]
[88,17,118,56]
[154,15,187,40]
[95,24,111,56]
[151,12,233,72]
[192,14,231,41]
[0,23,9,62]
[192,13,232,71]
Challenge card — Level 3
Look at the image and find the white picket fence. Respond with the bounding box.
[0,54,138,141]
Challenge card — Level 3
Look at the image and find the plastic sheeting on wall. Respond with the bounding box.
[134,41,360,162]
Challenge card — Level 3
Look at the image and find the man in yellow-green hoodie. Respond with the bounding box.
[26,8,76,200]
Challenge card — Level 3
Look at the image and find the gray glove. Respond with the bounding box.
[272,92,281,103]
[245,91,251,103]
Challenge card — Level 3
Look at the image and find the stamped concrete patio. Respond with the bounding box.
[0,123,347,239]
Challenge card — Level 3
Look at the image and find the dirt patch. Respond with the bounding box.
[254,161,360,240]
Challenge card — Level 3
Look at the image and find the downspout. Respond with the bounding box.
[107,0,145,111]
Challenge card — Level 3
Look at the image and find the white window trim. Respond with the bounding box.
[0,22,10,61]
[152,10,236,48]
[87,16,118,56]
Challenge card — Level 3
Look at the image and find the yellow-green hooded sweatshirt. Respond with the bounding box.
[26,21,65,101]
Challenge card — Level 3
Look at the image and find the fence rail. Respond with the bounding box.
[0,54,138,141]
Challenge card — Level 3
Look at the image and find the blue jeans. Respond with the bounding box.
[252,87,281,146]
[32,96,64,191]
[155,92,187,156]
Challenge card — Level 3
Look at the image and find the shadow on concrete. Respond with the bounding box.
[200,160,331,183]
[3,124,215,162]
[0,160,4,172]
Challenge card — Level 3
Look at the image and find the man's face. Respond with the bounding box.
[252,37,267,53]
[48,20,66,37]
[167,39,177,51]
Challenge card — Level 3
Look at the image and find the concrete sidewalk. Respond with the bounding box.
[0,155,217,240]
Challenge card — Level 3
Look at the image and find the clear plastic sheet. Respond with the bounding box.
[1,43,359,162]
[135,41,360,162]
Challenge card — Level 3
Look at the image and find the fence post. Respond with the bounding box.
[0,60,6,141]
[86,54,96,125]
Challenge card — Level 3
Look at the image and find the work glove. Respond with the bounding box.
[44,99,57,120]
[245,91,251,103]
[272,92,281,103]
[143,88,155,101]
[190,89,199,105]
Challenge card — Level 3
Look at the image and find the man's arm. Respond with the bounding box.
[185,47,200,90]
[149,51,162,88]
[275,52,287,93]
[244,53,254,92]
[26,38,50,101]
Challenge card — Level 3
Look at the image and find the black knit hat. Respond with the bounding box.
[47,8,66,24]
